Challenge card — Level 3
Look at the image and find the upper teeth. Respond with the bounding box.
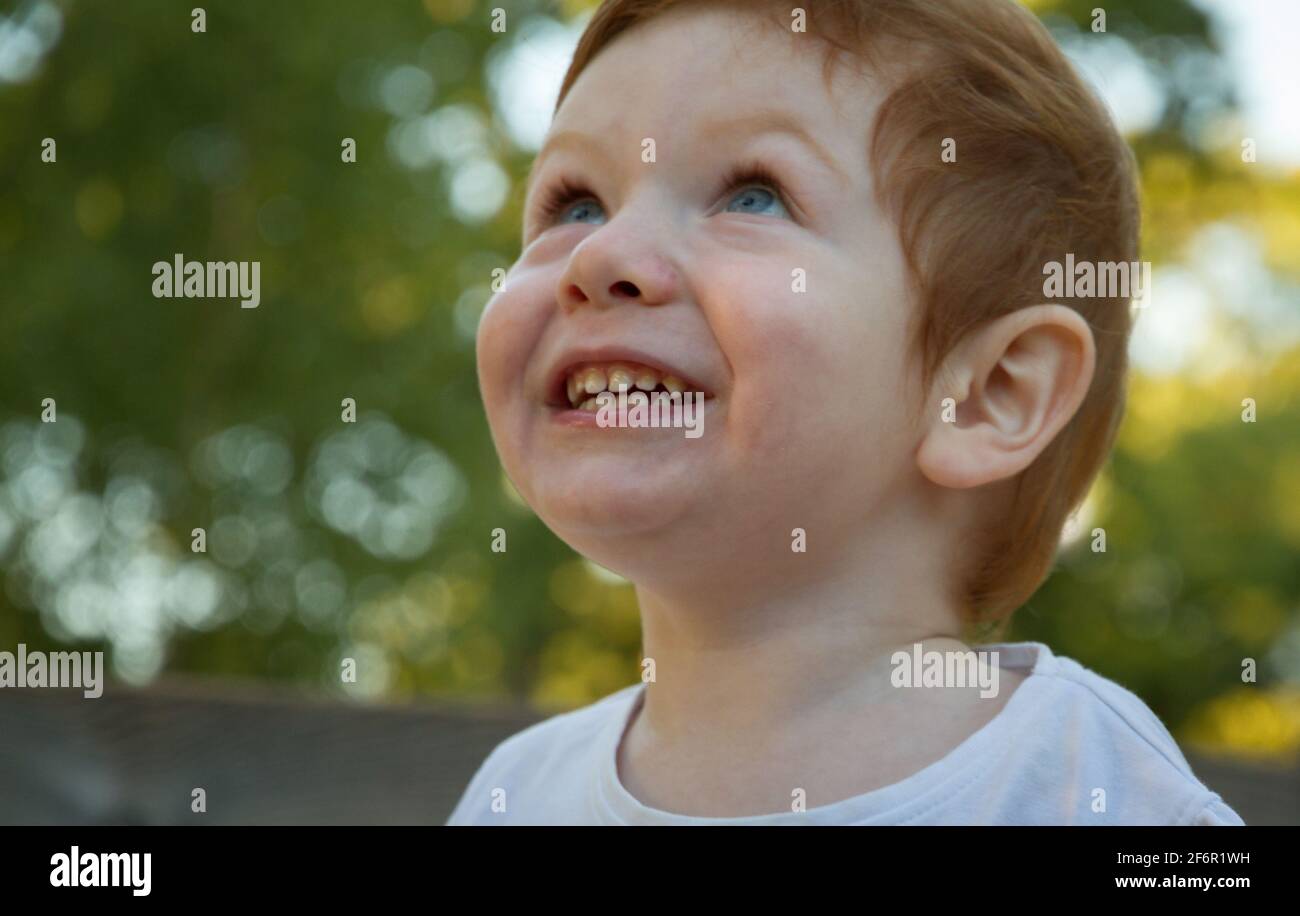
[565,362,688,409]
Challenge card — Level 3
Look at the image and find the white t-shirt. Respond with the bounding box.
[445,641,1244,825]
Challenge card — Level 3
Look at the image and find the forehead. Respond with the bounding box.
[541,6,872,170]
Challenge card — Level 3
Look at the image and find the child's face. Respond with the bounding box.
[477,8,925,588]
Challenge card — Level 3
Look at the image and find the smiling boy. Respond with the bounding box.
[448,0,1243,825]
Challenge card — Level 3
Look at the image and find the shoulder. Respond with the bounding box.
[480,682,640,767]
[1002,642,1243,825]
[444,683,642,825]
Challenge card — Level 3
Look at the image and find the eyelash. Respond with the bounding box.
[533,161,793,228]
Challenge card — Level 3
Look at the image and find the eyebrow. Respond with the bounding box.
[525,109,851,198]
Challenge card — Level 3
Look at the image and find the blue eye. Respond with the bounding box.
[723,185,789,217]
[533,162,794,233]
[558,198,606,226]
[537,178,606,228]
[717,163,794,219]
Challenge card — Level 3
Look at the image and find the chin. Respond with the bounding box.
[538,462,697,530]
[514,460,701,568]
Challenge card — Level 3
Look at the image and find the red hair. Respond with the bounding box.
[552,0,1140,624]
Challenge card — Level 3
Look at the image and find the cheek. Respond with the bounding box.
[475,282,541,410]
[711,263,884,445]
[474,294,507,394]
[706,261,917,516]
[475,292,537,501]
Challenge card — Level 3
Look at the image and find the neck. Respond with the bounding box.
[630,544,970,743]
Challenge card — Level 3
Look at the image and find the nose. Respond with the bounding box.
[555,216,680,313]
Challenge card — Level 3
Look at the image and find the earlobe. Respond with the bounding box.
[916,305,1096,491]
[915,359,982,489]
[915,404,1001,489]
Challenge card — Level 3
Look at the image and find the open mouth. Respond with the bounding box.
[548,360,715,412]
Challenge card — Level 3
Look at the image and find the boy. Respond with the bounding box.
[448,0,1243,824]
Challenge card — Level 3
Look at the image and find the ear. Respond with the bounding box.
[916,305,1096,489]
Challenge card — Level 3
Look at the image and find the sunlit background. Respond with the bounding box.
[0,0,1297,772]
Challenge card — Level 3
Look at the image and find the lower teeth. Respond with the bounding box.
[574,389,678,411]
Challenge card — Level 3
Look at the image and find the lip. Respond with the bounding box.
[548,396,718,428]
[542,344,716,410]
